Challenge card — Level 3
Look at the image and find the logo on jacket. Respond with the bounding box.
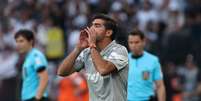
[142,71,150,80]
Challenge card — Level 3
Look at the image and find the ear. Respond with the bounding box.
[30,40,34,46]
[142,38,146,46]
[106,29,113,37]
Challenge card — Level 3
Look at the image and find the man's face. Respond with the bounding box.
[15,36,32,54]
[90,19,108,41]
[128,35,145,55]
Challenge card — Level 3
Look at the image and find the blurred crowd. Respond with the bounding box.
[0,0,200,101]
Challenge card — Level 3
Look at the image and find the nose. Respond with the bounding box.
[16,41,22,48]
[16,42,20,46]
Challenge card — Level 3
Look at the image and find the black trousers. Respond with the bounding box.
[24,97,49,101]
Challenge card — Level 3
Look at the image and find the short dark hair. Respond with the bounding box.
[92,14,117,40]
[129,28,145,40]
[14,29,35,46]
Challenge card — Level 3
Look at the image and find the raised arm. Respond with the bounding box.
[57,48,83,76]
[57,30,89,76]
[90,47,117,76]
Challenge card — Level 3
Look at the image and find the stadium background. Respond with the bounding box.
[0,0,200,101]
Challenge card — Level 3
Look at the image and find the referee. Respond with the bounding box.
[127,29,166,101]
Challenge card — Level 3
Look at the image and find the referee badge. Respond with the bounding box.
[142,71,150,80]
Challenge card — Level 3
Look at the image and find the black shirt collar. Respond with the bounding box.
[131,53,143,59]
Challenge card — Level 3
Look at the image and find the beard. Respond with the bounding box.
[96,35,104,42]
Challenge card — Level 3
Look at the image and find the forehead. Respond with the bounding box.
[128,35,143,41]
[92,19,105,24]
[15,35,28,41]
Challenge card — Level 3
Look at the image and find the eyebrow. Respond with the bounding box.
[92,22,102,26]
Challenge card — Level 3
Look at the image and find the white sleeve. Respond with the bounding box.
[104,46,128,71]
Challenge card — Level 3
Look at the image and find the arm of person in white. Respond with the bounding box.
[90,46,128,76]
[57,48,83,76]
[58,30,88,76]
[90,47,117,76]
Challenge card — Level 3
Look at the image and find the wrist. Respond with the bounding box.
[35,96,41,101]
[89,43,96,49]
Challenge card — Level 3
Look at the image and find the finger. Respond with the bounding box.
[84,28,90,38]
[87,27,93,35]
[80,30,88,41]
[91,27,96,36]
[88,27,96,38]
[83,30,89,38]
[84,28,91,43]
[79,30,85,39]
[80,30,87,36]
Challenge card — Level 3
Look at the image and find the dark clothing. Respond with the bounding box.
[24,97,49,101]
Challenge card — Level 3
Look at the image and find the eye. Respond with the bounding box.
[92,23,103,28]
[95,24,101,27]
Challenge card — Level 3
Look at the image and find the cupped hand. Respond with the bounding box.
[76,30,89,50]
[84,27,96,46]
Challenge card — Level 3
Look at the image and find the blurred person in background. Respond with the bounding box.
[136,0,159,31]
[179,54,200,101]
[0,45,18,101]
[57,14,128,101]
[0,23,18,101]
[57,72,88,101]
[163,62,184,101]
[189,69,201,101]
[127,29,166,101]
[14,29,49,101]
